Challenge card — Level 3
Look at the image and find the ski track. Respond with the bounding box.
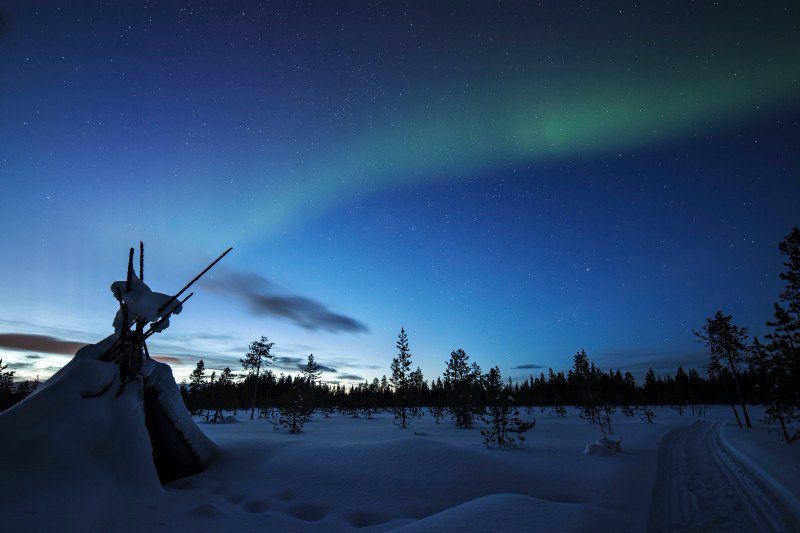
[648,420,800,533]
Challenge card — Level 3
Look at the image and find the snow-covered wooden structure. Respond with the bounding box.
[0,243,231,490]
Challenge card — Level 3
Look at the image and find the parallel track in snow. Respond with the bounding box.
[647,420,800,532]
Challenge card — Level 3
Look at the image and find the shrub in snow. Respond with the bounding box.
[278,387,313,434]
[269,406,282,430]
[428,403,445,424]
[598,406,615,440]
[480,367,535,448]
[640,406,656,424]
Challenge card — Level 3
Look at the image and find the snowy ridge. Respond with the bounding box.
[716,423,800,529]
[648,420,800,532]
[393,493,615,532]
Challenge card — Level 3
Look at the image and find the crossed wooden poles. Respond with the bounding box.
[99,242,232,396]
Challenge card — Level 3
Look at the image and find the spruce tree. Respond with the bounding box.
[212,366,234,423]
[302,353,322,385]
[203,371,217,422]
[390,327,413,428]
[409,366,425,417]
[240,336,275,420]
[572,349,599,423]
[188,359,206,417]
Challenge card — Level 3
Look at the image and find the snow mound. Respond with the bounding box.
[395,493,614,532]
[584,437,622,455]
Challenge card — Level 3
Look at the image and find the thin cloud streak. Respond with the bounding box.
[202,270,369,334]
[0,333,87,355]
[512,363,546,370]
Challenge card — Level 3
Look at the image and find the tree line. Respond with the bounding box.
[178,228,800,446]
[0,360,39,412]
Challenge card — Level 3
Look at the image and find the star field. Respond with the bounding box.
[0,1,798,382]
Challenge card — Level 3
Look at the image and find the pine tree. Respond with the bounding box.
[444,349,483,428]
[240,336,275,420]
[202,371,217,422]
[480,367,535,447]
[757,228,800,443]
[409,366,425,417]
[364,378,381,419]
[302,353,322,385]
[694,312,752,428]
[778,227,800,321]
[751,337,796,443]
[572,349,599,423]
[188,359,206,417]
[390,327,413,428]
[212,366,234,423]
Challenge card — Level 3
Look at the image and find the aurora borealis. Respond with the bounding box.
[1,1,799,383]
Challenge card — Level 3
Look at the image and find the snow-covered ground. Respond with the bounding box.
[5,402,799,532]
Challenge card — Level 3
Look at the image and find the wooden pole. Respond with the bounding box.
[126,247,134,293]
[156,247,232,316]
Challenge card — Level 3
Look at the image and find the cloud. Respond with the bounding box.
[201,270,369,334]
[336,373,364,381]
[511,363,545,370]
[0,333,87,355]
[272,355,337,373]
[6,361,35,370]
[152,355,183,364]
[326,357,382,370]
[594,347,706,373]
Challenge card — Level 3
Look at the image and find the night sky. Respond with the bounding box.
[1,1,798,384]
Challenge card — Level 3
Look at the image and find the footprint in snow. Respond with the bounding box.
[189,504,222,518]
[242,499,272,513]
[287,502,327,521]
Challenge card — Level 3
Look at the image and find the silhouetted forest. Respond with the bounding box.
[176,227,800,444]
[0,362,38,412]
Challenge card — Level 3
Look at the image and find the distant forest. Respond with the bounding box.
[175,227,800,444]
[1,228,798,445]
